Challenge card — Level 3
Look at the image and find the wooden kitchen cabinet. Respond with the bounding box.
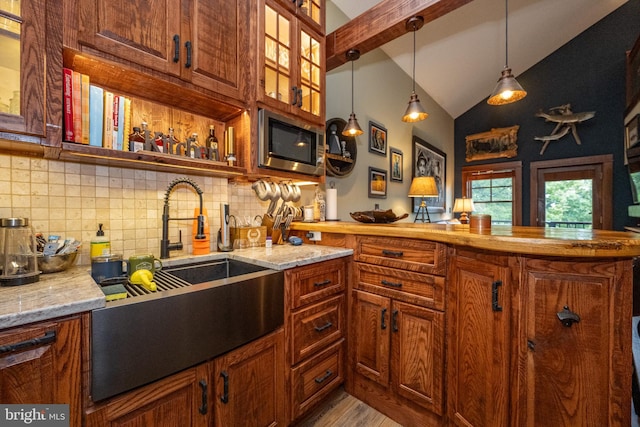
[273,0,324,34]
[0,0,46,137]
[259,0,325,125]
[75,0,246,101]
[447,247,633,426]
[446,249,512,427]
[212,328,286,427]
[285,257,348,423]
[348,237,446,427]
[0,317,82,427]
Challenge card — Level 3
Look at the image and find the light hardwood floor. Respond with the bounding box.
[295,388,402,427]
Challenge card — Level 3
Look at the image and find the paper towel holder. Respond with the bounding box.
[326,181,340,221]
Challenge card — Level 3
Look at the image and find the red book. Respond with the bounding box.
[72,70,82,143]
[63,68,74,142]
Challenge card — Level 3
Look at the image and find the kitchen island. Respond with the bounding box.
[290,221,640,427]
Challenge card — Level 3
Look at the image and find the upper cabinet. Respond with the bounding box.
[259,0,324,125]
[75,0,245,101]
[0,0,46,137]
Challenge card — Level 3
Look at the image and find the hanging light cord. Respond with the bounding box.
[504,0,509,67]
[411,24,417,92]
[351,59,355,112]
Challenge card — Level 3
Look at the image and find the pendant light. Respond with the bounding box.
[342,49,364,137]
[402,16,428,123]
[487,0,527,105]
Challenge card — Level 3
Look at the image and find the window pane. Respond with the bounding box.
[545,179,592,228]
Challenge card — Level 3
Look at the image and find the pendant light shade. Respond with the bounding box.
[488,0,527,105]
[342,49,364,137]
[402,16,428,123]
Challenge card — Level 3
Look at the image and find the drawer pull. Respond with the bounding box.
[198,379,208,415]
[314,370,333,384]
[381,279,402,288]
[314,322,333,332]
[0,330,56,354]
[381,308,387,330]
[382,249,404,257]
[314,279,332,287]
[492,280,503,312]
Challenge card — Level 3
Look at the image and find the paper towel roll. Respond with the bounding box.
[326,188,338,220]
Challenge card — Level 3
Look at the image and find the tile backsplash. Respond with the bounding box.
[0,154,269,265]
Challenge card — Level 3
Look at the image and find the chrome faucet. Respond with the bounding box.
[160,177,206,259]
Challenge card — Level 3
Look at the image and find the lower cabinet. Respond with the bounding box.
[447,247,633,427]
[0,316,82,427]
[85,328,285,427]
[351,290,444,417]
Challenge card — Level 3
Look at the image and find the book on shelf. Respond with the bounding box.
[89,85,104,147]
[63,68,74,142]
[123,97,132,151]
[103,91,114,149]
[72,70,82,143]
[80,73,90,145]
[112,95,120,150]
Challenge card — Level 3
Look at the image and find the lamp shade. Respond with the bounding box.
[408,176,438,198]
[402,93,429,123]
[343,112,364,136]
[487,67,527,105]
[453,198,475,213]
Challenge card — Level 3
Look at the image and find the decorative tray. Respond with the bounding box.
[349,209,409,224]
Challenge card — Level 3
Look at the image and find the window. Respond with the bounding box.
[461,161,522,225]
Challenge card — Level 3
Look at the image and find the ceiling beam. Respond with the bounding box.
[326,0,475,71]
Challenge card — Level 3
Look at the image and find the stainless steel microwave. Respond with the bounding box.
[258,109,324,177]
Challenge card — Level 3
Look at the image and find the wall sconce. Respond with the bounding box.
[453,197,475,224]
[401,16,428,123]
[342,49,364,136]
[408,176,438,222]
[487,0,527,105]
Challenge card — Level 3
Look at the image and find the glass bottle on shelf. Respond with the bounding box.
[206,125,219,161]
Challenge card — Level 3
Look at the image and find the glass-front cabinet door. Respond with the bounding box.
[263,1,293,108]
[298,27,322,119]
[0,0,46,137]
[296,0,324,34]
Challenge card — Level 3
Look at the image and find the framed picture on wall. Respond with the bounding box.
[412,135,446,213]
[390,147,403,182]
[369,121,387,156]
[368,167,387,198]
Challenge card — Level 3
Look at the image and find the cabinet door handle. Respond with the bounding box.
[220,371,229,404]
[314,321,333,332]
[557,305,580,327]
[382,249,403,257]
[381,308,387,330]
[291,86,298,105]
[314,279,332,287]
[198,379,208,415]
[492,280,503,312]
[173,34,180,63]
[314,370,333,384]
[381,279,402,288]
[0,330,56,354]
[184,41,192,68]
[392,310,399,332]
[297,88,303,108]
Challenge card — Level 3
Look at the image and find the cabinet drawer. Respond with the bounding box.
[291,339,344,421]
[291,294,344,364]
[287,257,347,309]
[355,236,446,276]
[356,263,445,310]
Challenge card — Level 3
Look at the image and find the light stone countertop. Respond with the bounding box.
[0,244,353,330]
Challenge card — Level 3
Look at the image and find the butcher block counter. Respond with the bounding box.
[291,220,640,258]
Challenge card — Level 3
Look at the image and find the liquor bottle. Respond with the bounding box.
[206,125,219,161]
[128,127,145,152]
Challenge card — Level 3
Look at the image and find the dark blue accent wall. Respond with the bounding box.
[454,0,640,230]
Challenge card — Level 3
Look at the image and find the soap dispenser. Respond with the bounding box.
[90,224,111,258]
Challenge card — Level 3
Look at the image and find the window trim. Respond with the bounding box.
[461,161,523,225]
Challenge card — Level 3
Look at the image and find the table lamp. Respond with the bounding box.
[408,176,438,222]
[453,197,475,224]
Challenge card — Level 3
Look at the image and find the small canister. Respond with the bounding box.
[91,254,124,284]
[469,214,492,233]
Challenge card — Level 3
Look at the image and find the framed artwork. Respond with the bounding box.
[628,114,639,149]
[369,121,387,156]
[412,135,446,213]
[368,167,387,198]
[390,147,403,182]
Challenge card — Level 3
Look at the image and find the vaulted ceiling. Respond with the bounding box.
[329,0,630,118]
